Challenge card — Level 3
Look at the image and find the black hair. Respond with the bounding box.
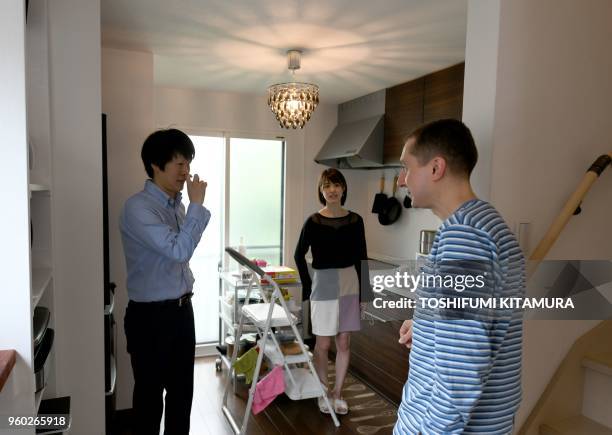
[141,129,195,178]
[409,119,478,176]
[317,168,348,205]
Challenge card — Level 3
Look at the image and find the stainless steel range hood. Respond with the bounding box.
[314,114,384,169]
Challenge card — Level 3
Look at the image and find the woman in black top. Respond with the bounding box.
[294,168,369,415]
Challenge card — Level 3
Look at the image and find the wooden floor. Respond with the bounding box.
[117,356,398,434]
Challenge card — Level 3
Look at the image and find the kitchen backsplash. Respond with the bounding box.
[341,167,441,263]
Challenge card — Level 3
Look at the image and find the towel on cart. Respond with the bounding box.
[252,365,285,414]
[232,347,258,384]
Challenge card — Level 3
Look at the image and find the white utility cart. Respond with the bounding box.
[221,247,340,434]
[216,270,304,374]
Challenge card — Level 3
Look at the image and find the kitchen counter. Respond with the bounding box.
[342,260,415,404]
[365,261,416,322]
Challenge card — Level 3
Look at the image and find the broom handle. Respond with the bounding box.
[379,175,385,193]
[527,153,612,277]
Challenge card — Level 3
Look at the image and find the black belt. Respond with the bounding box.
[130,292,193,308]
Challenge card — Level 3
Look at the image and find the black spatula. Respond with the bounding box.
[371,175,387,213]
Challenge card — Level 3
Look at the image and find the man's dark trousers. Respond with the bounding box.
[125,298,195,435]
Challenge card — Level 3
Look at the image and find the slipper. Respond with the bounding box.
[318,396,331,414]
[334,397,349,415]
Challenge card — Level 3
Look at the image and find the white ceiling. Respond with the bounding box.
[102,0,468,104]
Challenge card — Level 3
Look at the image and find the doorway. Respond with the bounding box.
[184,134,285,346]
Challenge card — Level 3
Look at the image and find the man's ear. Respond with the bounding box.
[151,163,162,174]
[431,157,446,181]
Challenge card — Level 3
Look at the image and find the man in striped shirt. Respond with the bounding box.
[394,119,525,434]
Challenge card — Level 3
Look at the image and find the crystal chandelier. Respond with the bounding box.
[267,50,319,129]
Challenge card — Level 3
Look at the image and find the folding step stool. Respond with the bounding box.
[221,247,340,434]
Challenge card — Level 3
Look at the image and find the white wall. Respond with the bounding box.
[465,0,612,429]
[0,0,35,421]
[491,0,612,259]
[47,0,105,433]
[463,0,500,201]
[26,0,52,188]
[102,47,155,410]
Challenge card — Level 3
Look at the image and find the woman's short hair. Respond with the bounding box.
[141,129,195,178]
[317,168,348,205]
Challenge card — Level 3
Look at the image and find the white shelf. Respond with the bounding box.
[220,271,300,293]
[219,310,234,330]
[284,368,326,400]
[258,338,311,366]
[242,303,296,328]
[32,267,52,307]
[29,184,51,199]
[29,183,50,192]
[219,311,257,334]
[219,296,234,319]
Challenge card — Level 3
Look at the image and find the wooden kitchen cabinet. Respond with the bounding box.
[350,318,410,404]
[382,62,465,165]
[347,291,412,405]
[384,78,424,165]
[423,62,465,124]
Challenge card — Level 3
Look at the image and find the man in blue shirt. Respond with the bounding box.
[120,129,211,435]
[395,119,524,434]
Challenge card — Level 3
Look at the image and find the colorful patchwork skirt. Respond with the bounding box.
[310,266,361,336]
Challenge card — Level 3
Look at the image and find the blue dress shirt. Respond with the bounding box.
[120,180,211,302]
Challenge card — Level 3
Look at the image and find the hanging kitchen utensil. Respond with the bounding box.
[378,175,402,225]
[371,175,387,213]
[403,194,412,208]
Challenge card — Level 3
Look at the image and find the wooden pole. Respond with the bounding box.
[527,153,612,278]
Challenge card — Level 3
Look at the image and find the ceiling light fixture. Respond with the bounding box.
[267,50,319,129]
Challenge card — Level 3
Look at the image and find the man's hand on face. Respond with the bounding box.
[186,174,207,205]
[398,319,413,348]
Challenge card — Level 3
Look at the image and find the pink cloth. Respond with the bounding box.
[252,365,285,414]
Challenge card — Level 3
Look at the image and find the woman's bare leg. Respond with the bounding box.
[333,332,351,399]
[314,335,332,390]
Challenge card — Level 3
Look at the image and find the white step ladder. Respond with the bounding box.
[221,247,340,434]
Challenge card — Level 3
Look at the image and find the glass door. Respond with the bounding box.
[227,137,285,266]
[185,134,285,346]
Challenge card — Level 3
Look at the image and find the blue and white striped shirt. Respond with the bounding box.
[395,199,525,435]
[120,180,211,302]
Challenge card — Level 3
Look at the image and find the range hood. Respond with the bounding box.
[314,114,384,169]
